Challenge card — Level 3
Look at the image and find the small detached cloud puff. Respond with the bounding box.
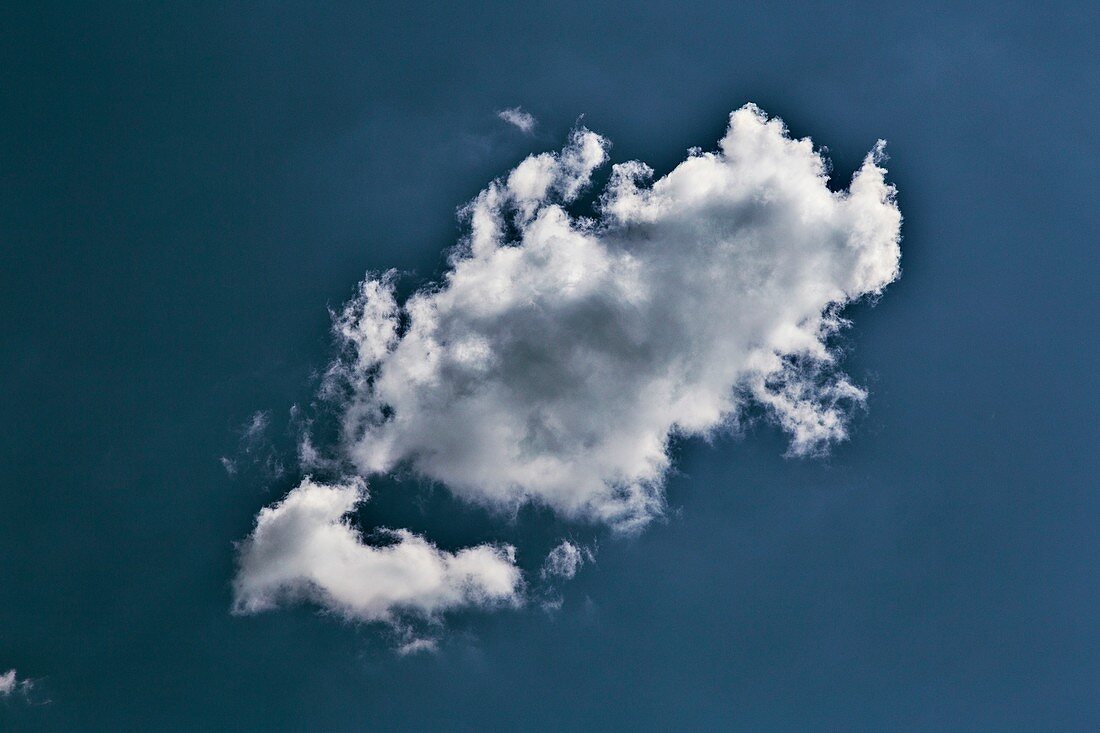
[541,540,594,581]
[233,478,522,624]
[497,106,537,134]
[0,669,32,699]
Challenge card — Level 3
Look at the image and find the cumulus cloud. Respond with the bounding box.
[497,106,537,134]
[233,478,523,624]
[541,540,593,580]
[326,104,901,532]
[0,669,30,697]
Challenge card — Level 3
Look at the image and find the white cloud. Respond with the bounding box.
[0,669,30,697]
[497,106,537,134]
[541,540,593,580]
[395,637,439,656]
[232,478,523,624]
[243,410,270,442]
[327,104,902,532]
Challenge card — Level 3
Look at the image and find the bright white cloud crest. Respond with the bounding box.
[233,478,522,623]
[329,104,902,532]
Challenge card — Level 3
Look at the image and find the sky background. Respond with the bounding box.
[2,2,1098,730]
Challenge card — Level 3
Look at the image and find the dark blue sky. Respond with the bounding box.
[2,2,1098,730]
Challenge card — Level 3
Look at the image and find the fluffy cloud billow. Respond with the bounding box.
[233,478,523,623]
[327,104,902,532]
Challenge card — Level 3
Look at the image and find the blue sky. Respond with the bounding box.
[1,2,1098,730]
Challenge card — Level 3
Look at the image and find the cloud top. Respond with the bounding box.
[327,104,901,532]
[232,478,523,623]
